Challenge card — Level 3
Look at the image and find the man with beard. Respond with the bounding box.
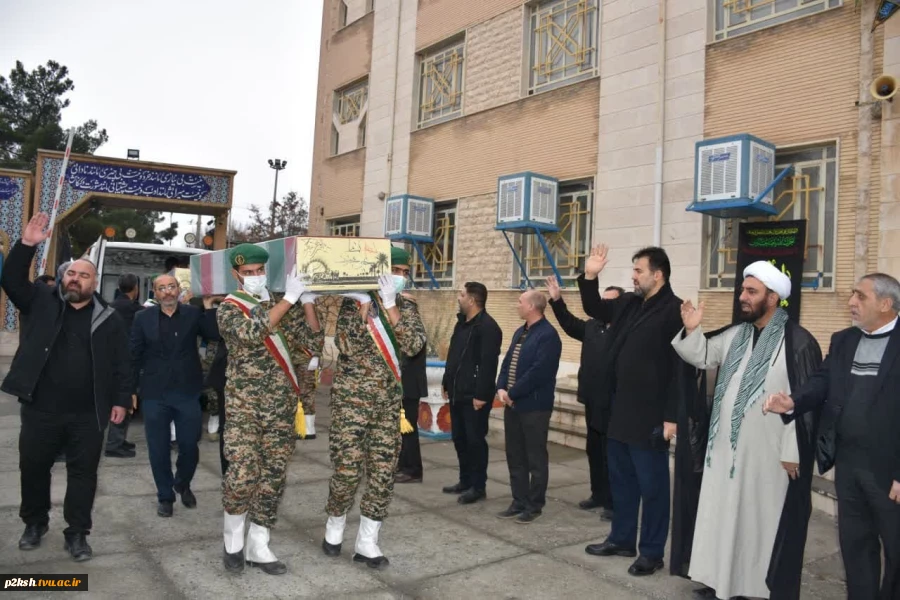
[130,273,220,518]
[673,261,822,600]
[441,282,503,502]
[1,213,131,562]
[580,245,686,577]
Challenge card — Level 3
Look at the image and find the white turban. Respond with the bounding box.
[743,260,791,299]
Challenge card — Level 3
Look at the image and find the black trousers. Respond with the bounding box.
[584,403,612,509]
[19,405,104,536]
[105,410,132,451]
[835,458,900,600]
[450,399,491,491]
[504,408,551,513]
[397,397,423,478]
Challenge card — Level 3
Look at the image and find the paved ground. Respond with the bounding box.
[0,386,847,599]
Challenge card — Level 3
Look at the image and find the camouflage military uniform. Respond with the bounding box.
[326,294,426,520]
[292,328,323,417]
[199,339,219,416]
[218,293,320,528]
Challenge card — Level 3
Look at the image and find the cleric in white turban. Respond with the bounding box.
[668,260,822,599]
[743,260,791,300]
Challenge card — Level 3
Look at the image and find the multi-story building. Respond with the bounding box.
[309,0,900,469]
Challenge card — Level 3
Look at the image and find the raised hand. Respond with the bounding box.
[377,274,397,309]
[22,213,52,247]
[762,392,795,415]
[680,300,705,334]
[584,244,609,280]
[545,276,561,301]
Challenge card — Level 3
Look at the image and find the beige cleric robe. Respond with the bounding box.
[672,325,798,600]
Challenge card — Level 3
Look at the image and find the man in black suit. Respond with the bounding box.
[131,272,219,517]
[765,272,900,600]
[396,291,429,484]
[106,273,142,458]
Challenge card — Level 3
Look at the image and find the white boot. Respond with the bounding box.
[322,514,345,556]
[354,516,389,568]
[223,511,246,572]
[245,522,286,575]
[305,415,316,438]
[208,414,220,434]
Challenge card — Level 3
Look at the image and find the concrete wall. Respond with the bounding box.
[462,7,525,116]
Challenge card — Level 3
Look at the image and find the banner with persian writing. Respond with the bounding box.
[732,220,807,323]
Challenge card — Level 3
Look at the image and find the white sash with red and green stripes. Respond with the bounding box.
[360,292,401,382]
[223,291,301,394]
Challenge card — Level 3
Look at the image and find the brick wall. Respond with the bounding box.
[454,193,515,289]
[416,0,524,50]
[463,7,524,115]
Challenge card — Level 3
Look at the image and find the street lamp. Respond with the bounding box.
[268,158,287,236]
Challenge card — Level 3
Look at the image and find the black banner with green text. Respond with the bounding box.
[732,219,806,323]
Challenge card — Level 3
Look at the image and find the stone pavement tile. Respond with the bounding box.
[545,482,598,508]
[146,537,388,600]
[803,551,847,590]
[438,495,610,552]
[0,465,68,509]
[294,449,334,468]
[801,512,841,564]
[292,433,331,454]
[277,477,423,531]
[412,553,649,600]
[0,414,21,429]
[2,551,167,600]
[549,542,698,600]
[0,503,136,567]
[390,467,486,510]
[320,511,526,589]
[486,462,591,489]
[122,492,223,547]
[284,457,336,484]
[96,463,157,498]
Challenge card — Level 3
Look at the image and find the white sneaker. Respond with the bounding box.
[353,516,389,568]
[208,414,220,435]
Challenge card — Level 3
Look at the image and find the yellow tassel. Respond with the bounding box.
[295,402,307,438]
[400,408,415,434]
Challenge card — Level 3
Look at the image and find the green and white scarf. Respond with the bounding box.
[707,308,788,478]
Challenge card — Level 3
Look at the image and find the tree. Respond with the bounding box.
[244,191,309,242]
[67,207,178,257]
[0,60,109,170]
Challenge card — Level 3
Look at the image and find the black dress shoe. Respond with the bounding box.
[441,482,470,494]
[628,555,664,576]
[515,510,542,524]
[175,486,197,508]
[321,539,341,557]
[457,489,486,505]
[692,586,717,599]
[353,553,390,569]
[584,540,637,557]
[104,448,136,458]
[157,501,174,517]
[18,523,49,550]
[394,472,423,484]
[248,559,287,575]
[579,497,602,510]
[298,434,316,440]
[223,548,244,573]
[496,504,525,519]
[122,440,136,450]
[63,534,93,562]
[600,508,614,522]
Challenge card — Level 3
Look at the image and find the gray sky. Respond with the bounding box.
[1,0,323,247]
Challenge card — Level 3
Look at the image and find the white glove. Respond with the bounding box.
[283,269,307,305]
[342,292,371,304]
[307,356,319,371]
[300,291,319,305]
[378,274,397,309]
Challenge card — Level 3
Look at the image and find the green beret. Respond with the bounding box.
[391,245,410,267]
[230,243,269,268]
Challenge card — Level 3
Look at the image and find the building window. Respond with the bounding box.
[331,79,368,156]
[528,0,599,96]
[329,216,361,237]
[713,0,842,41]
[417,39,465,129]
[703,143,837,290]
[517,180,592,283]
[410,201,456,288]
[339,0,374,28]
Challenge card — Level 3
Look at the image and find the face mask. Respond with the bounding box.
[242,275,267,296]
[392,275,407,293]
